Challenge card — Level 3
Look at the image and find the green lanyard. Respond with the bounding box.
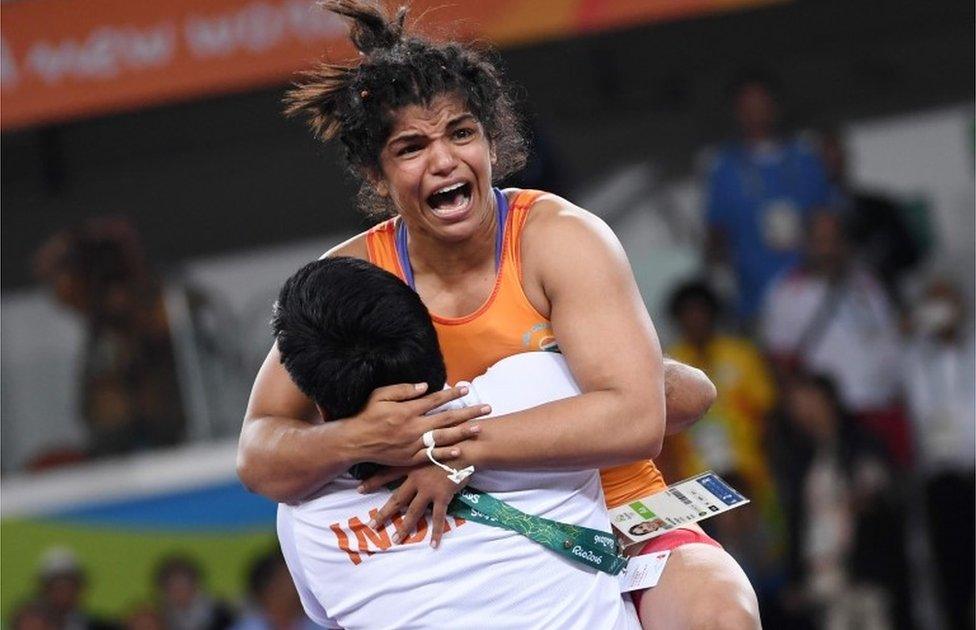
[447,486,629,576]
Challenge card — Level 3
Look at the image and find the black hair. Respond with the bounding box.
[153,553,201,587]
[791,371,846,418]
[284,0,527,217]
[725,68,784,101]
[271,256,446,421]
[246,547,286,601]
[628,521,661,536]
[667,279,721,321]
[785,370,891,477]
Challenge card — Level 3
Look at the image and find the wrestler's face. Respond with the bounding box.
[629,521,660,536]
[376,93,496,243]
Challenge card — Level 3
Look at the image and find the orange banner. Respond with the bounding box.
[1,0,781,131]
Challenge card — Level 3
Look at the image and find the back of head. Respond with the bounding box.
[668,279,721,321]
[154,554,202,607]
[272,256,446,420]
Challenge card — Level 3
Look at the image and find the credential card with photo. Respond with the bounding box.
[609,471,749,548]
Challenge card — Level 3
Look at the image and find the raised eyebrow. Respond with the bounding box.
[387,132,426,148]
[447,114,477,128]
[387,115,476,147]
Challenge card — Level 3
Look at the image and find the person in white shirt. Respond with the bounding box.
[271,256,640,629]
[901,279,975,630]
[760,211,908,465]
[760,211,901,411]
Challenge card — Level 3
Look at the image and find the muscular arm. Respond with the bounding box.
[663,357,716,435]
[238,211,713,500]
[238,345,359,501]
[237,237,370,501]
[460,197,668,469]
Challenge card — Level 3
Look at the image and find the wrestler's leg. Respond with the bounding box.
[637,525,760,630]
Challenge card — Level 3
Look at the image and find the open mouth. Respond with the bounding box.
[426,181,472,217]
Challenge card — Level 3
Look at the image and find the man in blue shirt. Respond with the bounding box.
[705,73,830,320]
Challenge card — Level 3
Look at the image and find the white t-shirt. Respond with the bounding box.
[278,352,640,630]
[760,266,901,411]
[902,334,976,473]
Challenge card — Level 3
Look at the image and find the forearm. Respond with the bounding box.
[663,358,717,435]
[237,415,357,503]
[452,359,709,469]
[465,389,664,470]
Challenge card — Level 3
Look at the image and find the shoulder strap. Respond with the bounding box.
[504,189,546,279]
[450,486,628,575]
[796,275,846,357]
[365,218,404,281]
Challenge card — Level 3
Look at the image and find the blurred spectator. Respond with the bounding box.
[660,280,786,617]
[230,549,316,630]
[662,282,781,518]
[123,604,164,630]
[33,218,186,458]
[33,547,119,630]
[760,212,909,467]
[705,472,788,628]
[10,601,58,630]
[154,554,235,630]
[704,71,830,322]
[775,374,909,630]
[902,279,975,630]
[820,130,924,303]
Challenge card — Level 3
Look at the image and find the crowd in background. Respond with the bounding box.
[31,218,186,464]
[657,73,974,629]
[10,70,975,630]
[8,546,314,630]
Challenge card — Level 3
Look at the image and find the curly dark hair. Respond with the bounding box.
[284,0,527,217]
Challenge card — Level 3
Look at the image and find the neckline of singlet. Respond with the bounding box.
[394,187,510,291]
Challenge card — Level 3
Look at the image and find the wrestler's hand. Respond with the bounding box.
[366,463,469,549]
[348,383,489,467]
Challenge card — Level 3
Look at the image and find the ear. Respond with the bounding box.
[489,145,497,165]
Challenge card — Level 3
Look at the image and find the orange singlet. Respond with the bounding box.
[365,188,666,507]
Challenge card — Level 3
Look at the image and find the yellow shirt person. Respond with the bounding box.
[661,281,783,572]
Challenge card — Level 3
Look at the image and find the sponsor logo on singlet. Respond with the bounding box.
[522,322,560,352]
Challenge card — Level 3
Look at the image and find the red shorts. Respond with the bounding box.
[629,528,723,613]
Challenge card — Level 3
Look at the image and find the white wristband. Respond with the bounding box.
[422,430,474,484]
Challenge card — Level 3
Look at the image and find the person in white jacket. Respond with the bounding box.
[271,256,640,629]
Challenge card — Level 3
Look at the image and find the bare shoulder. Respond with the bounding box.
[518,191,604,231]
[518,191,626,269]
[319,231,370,260]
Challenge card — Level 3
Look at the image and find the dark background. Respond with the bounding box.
[3,0,973,289]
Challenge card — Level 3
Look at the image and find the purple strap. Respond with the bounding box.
[395,187,509,290]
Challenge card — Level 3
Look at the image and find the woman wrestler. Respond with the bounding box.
[238,2,759,627]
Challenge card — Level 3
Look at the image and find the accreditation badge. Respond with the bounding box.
[761,198,802,251]
[617,550,671,592]
[609,471,749,548]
